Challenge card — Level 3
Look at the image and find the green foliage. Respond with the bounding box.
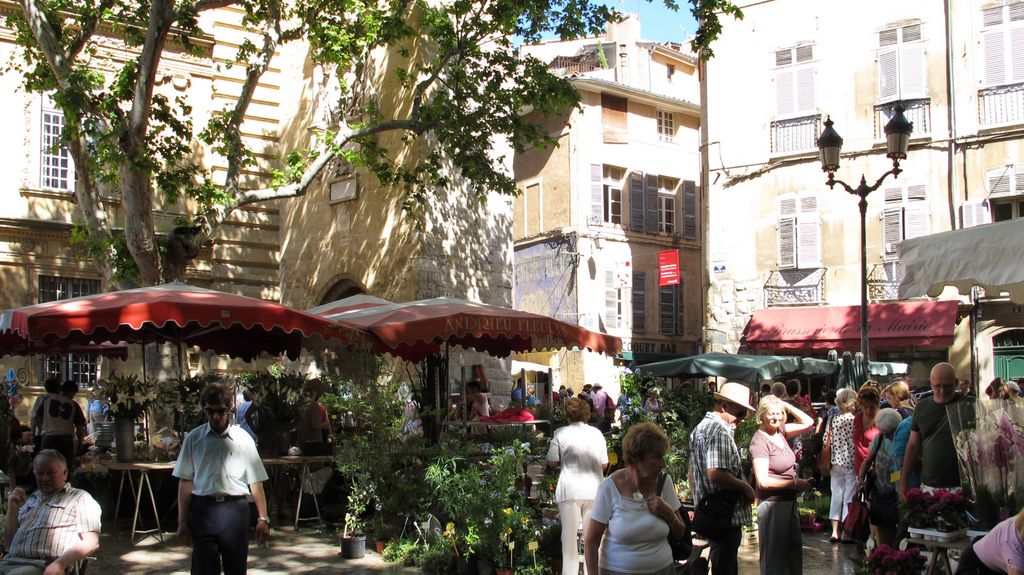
[158,372,225,433]
[69,226,140,287]
[382,538,421,565]
[102,371,162,419]
[416,539,455,575]
[236,368,305,436]
[689,0,744,60]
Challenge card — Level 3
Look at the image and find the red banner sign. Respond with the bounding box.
[658,250,679,286]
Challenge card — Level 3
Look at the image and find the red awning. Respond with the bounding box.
[745,301,960,351]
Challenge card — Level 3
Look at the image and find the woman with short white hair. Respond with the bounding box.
[857,407,903,548]
[826,388,858,543]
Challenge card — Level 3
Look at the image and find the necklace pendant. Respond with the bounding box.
[632,490,644,502]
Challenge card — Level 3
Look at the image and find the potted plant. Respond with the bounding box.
[237,366,304,455]
[340,475,375,558]
[856,544,925,574]
[103,371,162,462]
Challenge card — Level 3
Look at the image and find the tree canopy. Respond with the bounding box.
[5,0,741,287]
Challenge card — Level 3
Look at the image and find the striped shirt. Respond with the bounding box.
[173,423,268,496]
[9,485,101,560]
[688,412,752,528]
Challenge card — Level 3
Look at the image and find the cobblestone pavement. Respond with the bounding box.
[92,526,864,574]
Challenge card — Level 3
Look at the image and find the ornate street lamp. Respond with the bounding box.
[816,104,913,361]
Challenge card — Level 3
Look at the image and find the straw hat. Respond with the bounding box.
[713,381,756,413]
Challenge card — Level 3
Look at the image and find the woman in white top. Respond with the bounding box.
[826,388,858,542]
[548,398,608,575]
[584,422,685,575]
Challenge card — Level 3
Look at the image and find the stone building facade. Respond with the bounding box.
[514,15,703,395]
[704,0,1024,385]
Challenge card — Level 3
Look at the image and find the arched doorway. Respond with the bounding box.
[319,278,365,306]
[994,329,1024,380]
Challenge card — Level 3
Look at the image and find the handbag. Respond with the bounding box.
[842,488,871,542]
[692,489,737,540]
[657,473,693,561]
[817,420,832,476]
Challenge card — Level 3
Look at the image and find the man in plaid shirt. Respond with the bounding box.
[689,382,757,575]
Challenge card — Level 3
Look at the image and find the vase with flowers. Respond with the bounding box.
[103,371,161,461]
[902,488,967,532]
[856,544,925,575]
[953,398,1024,530]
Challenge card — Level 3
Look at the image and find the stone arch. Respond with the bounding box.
[317,277,367,306]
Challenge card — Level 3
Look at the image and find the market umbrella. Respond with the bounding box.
[0,282,363,361]
[307,294,393,316]
[636,352,802,385]
[898,218,1024,303]
[317,297,621,362]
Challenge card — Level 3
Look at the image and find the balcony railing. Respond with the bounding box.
[979,83,1024,126]
[867,262,902,302]
[875,99,930,138]
[764,268,827,307]
[771,114,820,155]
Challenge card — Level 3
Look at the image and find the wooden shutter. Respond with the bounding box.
[900,44,926,97]
[797,195,821,268]
[796,66,816,114]
[591,164,604,222]
[629,172,645,231]
[682,180,697,240]
[985,29,1006,86]
[605,269,619,330]
[904,184,930,240]
[883,206,904,259]
[644,174,660,234]
[878,47,899,101]
[989,168,1013,195]
[961,200,992,228]
[602,94,628,143]
[778,197,797,268]
[659,285,678,335]
[632,272,646,332]
[1014,26,1024,82]
[776,68,794,116]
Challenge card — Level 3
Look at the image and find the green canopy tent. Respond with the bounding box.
[636,352,821,386]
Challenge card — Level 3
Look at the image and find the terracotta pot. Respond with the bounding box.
[497,569,513,575]
[375,539,387,554]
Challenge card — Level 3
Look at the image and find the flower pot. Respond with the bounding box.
[374,539,387,554]
[114,418,135,462]
[497,569,513,575]
[340,535,366,558]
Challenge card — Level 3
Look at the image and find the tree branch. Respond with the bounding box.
[128,0,175,138]
[183,0,238,13]
[18,0,72,84]
[66,0,118,59]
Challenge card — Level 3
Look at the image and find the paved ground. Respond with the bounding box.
[91,525,864,574]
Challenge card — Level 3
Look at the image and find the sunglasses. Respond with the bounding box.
[204,407,229,416]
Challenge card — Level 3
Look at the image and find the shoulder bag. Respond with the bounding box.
[817,417,832,476]
[657,473,693,561]
[842,487,871,542]
[692,488,737,540]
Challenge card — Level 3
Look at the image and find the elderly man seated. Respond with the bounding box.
[1,450,101,574]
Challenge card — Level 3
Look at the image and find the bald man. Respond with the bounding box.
[898,363,971,501]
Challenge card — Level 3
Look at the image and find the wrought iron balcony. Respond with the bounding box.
[867,262,902,302]
[764,268,827,307]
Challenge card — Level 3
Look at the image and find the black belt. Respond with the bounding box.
[192,494,247,503]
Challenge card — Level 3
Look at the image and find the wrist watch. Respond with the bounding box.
[257,516,270,523]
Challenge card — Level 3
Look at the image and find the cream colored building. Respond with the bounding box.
[514,16,703,394]
[0,4,514,402]
[705,0,1024,385]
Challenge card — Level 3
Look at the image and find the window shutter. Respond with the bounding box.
[1012,26,1024,82]
[905,183,927,202]
[883,185,903,203]
[989,169,1013,195]
[629,172,645,231]
[878,47,899,101]
[796,66,815,114]
[797,195,821,268]
[632,272,646,332]
[591,164,604,222]
[776,68,794,116]
[985,30,1007,86]
[644,174,660,234]
[883,206,903,259]
[682,180,697,240]
[904,201,930,240]
[900,44,926,97]
[879,28,898,47]
[605,269,618,330]
[1016,165,1024,192]
[984,6,1004,27]
[961,200,992,228]
[902,23,922,42]
[659,285,678,335]
[601,94,629,143]
[778,216,796,268]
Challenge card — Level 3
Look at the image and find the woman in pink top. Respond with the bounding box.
[957,505,1024,574]
[852,383,881,475]
[750,395,815,574]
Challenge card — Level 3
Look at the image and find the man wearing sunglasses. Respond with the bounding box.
[174,382,269,574]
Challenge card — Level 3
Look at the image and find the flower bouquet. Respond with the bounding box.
[856,544,925,575]
[902,488,967,531]
[102,371,160,419]
[952,398,1024,530]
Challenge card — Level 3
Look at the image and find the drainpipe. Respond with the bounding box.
[944,0,958,229]
[699,55,710,355]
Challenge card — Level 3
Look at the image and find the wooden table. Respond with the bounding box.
[107,461,175,544]
[261,455,334,530]
[906,536,972,575]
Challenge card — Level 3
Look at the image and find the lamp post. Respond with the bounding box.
[816,104,913,360]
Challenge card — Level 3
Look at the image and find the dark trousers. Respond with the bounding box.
[40,434,75,469]
[955,541,1001,575]
[190,497,251,575]
[708,526,742,575]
